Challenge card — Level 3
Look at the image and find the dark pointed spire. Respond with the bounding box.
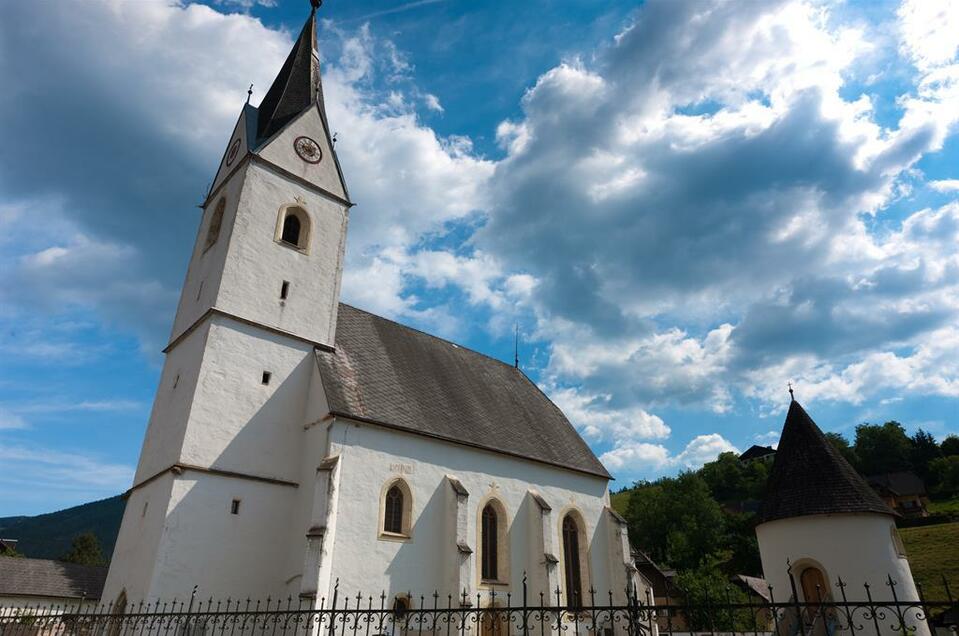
[256,6,323,143]
[758,400,897,523]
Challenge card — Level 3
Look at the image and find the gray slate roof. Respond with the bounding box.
[316,304,610,479]
[758,400,897,523]
[0,556,107,600]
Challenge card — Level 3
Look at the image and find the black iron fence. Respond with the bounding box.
[1,573,956,636]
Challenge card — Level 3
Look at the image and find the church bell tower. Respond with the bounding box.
[102,2,352,604]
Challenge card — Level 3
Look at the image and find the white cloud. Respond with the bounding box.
[0,410,28,431]
[599,433,738,475]
[930,179,959,192]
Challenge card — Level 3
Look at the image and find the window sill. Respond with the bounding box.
[378,531,411,542]
[479,579,509,587]
[275,239,310,255]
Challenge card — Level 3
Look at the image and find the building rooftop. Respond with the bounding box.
[0,556,107,600]
[315,303,610,479]
[758,400,897,523]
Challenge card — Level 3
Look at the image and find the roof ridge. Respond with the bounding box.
[337,302,521,373]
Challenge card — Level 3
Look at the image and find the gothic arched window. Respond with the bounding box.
[384,485,404,534]
[204,198,226,251]
[562,514,583,609]
[281,214,301,246]
[481,503,499,581]
[380,478,412,539]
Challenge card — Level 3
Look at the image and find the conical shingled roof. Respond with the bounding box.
[758,400,897,523]
[256,9,321,143]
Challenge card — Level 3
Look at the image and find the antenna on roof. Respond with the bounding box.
[788,382,795,401]
[514,324,519,369]
[246,84,253,105]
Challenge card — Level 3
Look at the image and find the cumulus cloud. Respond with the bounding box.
[600,433,738,474]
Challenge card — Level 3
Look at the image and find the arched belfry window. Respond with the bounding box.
[274,204,312,253]
[204,198,226,251]
[562,513,584,609]
[379,478,412,539]
[479,498,508,584]
[281,214,301,245]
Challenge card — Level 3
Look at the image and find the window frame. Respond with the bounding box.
[557,508,590,610]
[203,198,226,253]
[378,478,413,541]
[273,204,313,254]
[477,497,509,586]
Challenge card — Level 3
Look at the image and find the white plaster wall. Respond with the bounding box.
[180,316,314,482]
[133,322,210,482]
[0,597,100,612]
[208,107,250,199]
[216,157,348,348]
[257,106,346,200]
[170,170,246,341]
[757,513,927,636]
[323,419,616,605]
[102,474,175,604]
[146,473,300,602]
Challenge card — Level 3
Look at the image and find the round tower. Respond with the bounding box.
[755,399,928,636]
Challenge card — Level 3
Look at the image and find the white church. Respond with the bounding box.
[101,4,638,610]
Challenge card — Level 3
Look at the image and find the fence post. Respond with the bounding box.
[787,563,807,636]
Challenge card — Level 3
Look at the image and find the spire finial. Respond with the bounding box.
[246,84,253,105]
[310,0,322,11]
[514,324,519,369]
[788,382,795,401]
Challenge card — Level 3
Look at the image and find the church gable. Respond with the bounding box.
[254,104,348,201]
[315,304,610,479]
[208,105,256,200]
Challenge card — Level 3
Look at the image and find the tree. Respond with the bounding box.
[626,472,725,570]
[911,429,942,481]
[928,456,959,495]
[824,432,860,470]
[942,435,959,457]
[673,565,752,631]
[60,532,106,566]
[854,422,913,475]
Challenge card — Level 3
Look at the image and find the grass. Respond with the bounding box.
[926,495,959,517]
[900,521,959,600]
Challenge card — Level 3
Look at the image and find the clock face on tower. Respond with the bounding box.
[225,138,241,166]
[294,136,323,164]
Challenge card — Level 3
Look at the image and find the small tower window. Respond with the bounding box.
[204,198,226,251]
[261,371,272,385]
[280,280,290,300]
[230,499,241,515]
[281,214,301,246]
[274,204,312,252]
[384,485,404,534]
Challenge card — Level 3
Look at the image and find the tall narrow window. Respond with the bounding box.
[481,504,499,581]
[384,485,404,534]
[281,214,301,246]
[562,514,583,609]
[280,280,290,300]
[204,198,226,250]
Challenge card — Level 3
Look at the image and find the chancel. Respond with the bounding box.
[101,1,639,610]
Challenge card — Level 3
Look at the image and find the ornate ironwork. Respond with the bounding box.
[1,571,955,636]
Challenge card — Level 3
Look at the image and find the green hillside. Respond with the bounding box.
[0,495,126,561]
[900,522,959,600]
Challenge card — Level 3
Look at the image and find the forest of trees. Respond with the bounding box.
[621,424,959,596]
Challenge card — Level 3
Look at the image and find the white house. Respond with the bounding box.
[756,399,928,636]
[101,3,638,612]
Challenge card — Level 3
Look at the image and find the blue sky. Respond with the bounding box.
[1,0,958,516]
